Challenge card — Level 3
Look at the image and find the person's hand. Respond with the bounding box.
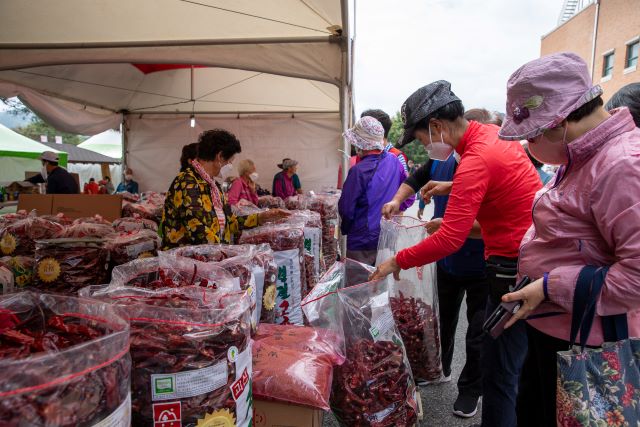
[417,208,424,220]
[369,256,401,281]
[258,208,291,225]
[420,181,452,204]
[381,200,401,219]
[502,278,545,329]
[425,218,442,234]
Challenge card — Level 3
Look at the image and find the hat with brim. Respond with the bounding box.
[40,151,59,162]
[397,80,461,147]
[277,159,298,169]
[343,116,385,151]
[499,52,603,141]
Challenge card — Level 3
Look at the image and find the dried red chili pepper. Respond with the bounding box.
[0,291,131,427]
[105,229,160,267]
[390,292,442,381]
[0,215,65,257]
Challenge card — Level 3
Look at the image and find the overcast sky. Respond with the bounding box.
[353,0,562,117]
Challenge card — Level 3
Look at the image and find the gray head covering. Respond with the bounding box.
[397,80,461,147]
[277,158,298,170]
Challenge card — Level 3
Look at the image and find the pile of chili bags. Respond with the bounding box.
[113,215,159,232]
[252,323,344,410]
[121,192,165,224]
[0,291,131,426]
[257,195,285,209]
[276,210,322,291]
[376,217,442,382]
[32,238,110,295]
[0,213,65,257]
[161,244,278,326]
[302,260,419,426]
[285,193,340,272]
[239,222,306,325]
[81,285,253,427]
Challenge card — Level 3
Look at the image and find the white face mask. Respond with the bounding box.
[249,172,259,181]
[125,174,133,181]
[41,165,48,180]
[426,124,455,161]
[528,125,569,166]
[219,163,234,179]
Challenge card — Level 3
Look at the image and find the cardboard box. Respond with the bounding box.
[18,194,122,221]
[16,194,53,215]
[253,400,323,427]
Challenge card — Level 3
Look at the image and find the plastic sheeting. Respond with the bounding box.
[126,114,341,193]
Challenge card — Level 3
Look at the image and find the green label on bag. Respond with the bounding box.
[154,377,175,394]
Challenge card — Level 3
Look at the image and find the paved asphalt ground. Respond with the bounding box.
[323,201,482,426]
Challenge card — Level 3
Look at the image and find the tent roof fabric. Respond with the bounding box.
[0,123,68,165]
[78,130,122,159]
[39,141,120,164]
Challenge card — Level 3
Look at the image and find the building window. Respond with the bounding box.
[626,41,639,69]
[602,52,615,77]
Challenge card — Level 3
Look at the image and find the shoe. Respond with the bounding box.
[453,394,480,418]
[416,374,452,386]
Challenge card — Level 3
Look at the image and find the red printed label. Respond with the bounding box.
[153,401,181,427]
[230,368,249,400]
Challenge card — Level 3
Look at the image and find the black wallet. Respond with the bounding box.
[482,276,531,339]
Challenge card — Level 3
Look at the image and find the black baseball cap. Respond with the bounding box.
[396,80,461,147]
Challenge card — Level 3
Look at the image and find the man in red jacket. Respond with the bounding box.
[371,81,541,427]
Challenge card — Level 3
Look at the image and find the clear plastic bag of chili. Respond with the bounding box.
[110,256,239,292]
[0,213,65,257]
[81,285,253,427]
[303,267,418,426]
[231,200,266,217]
[105,229,161,267]
[57,222,116,239]
[239,223,306,325]
[32,238,110,295]
[0,291,131,427]
[160,244,277,326]
[252,323,344,410]
[112,214,158,232]
[0,256,35,288]
[376,216,442,382]
[257,195,285,209]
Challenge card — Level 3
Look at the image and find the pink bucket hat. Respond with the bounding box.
[343,116,385,151]
[499,52,603,141]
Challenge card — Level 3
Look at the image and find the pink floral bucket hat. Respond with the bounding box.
[343,116,385,151]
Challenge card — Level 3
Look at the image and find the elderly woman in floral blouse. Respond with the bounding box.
[161,129,288,249]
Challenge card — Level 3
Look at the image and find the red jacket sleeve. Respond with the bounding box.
[396,152,489,269]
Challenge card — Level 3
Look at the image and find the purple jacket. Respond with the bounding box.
[519,108,640,345]
[339,151,414,250]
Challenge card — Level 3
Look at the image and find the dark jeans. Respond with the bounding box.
[481,257,528,427]
[437,265,488,398]
[516,324,569,427]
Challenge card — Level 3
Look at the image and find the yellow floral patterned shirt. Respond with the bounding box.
[160,167,259,249]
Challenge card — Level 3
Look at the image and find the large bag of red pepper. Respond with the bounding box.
[276,210,322,291]
[0,291,131,427]
[239,223,306,325]
[252,324,344,410]
[82,285,253,427]
[112,214,159,232]
[303,271,419,426]
[160,244,278,325]
[57,222,116,239]
[106,229,161,267]
[32,238,110,294]
[257,195,285,209]
[376,216,442,382]
[110,256,239,291]
[0,213,65,257]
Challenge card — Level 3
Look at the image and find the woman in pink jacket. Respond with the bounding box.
[227,159,259,206]
[499,52,640,426]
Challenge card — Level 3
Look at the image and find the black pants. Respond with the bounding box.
[437,265,488,398]
[516,324,570,427]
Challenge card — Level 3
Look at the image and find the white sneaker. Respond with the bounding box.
[416,374,452,386]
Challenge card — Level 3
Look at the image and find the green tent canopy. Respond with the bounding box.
[0,123,67,182]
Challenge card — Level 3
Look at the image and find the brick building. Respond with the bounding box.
[541,0,639,99]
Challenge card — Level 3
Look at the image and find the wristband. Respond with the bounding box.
[543,272,550,301]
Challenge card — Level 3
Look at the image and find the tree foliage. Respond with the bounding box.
[388,111,429,165]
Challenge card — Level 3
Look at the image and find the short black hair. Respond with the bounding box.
[606,83,640,127]
[180,142,199,171]
[566,96,603,122]
[197,129,241,162]
[414,100,465,131]
[464,108,493,124]
[104,176,111,181]
[44,160,59,167]
[361,109,392,138]
[89,178,95,182]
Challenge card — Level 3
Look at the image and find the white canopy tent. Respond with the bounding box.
[78,130,123,160]
[0,0,354,192]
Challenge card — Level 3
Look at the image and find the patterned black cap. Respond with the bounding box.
[396,80,461,147]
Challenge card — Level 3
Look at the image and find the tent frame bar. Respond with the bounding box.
[0,36,340,49]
